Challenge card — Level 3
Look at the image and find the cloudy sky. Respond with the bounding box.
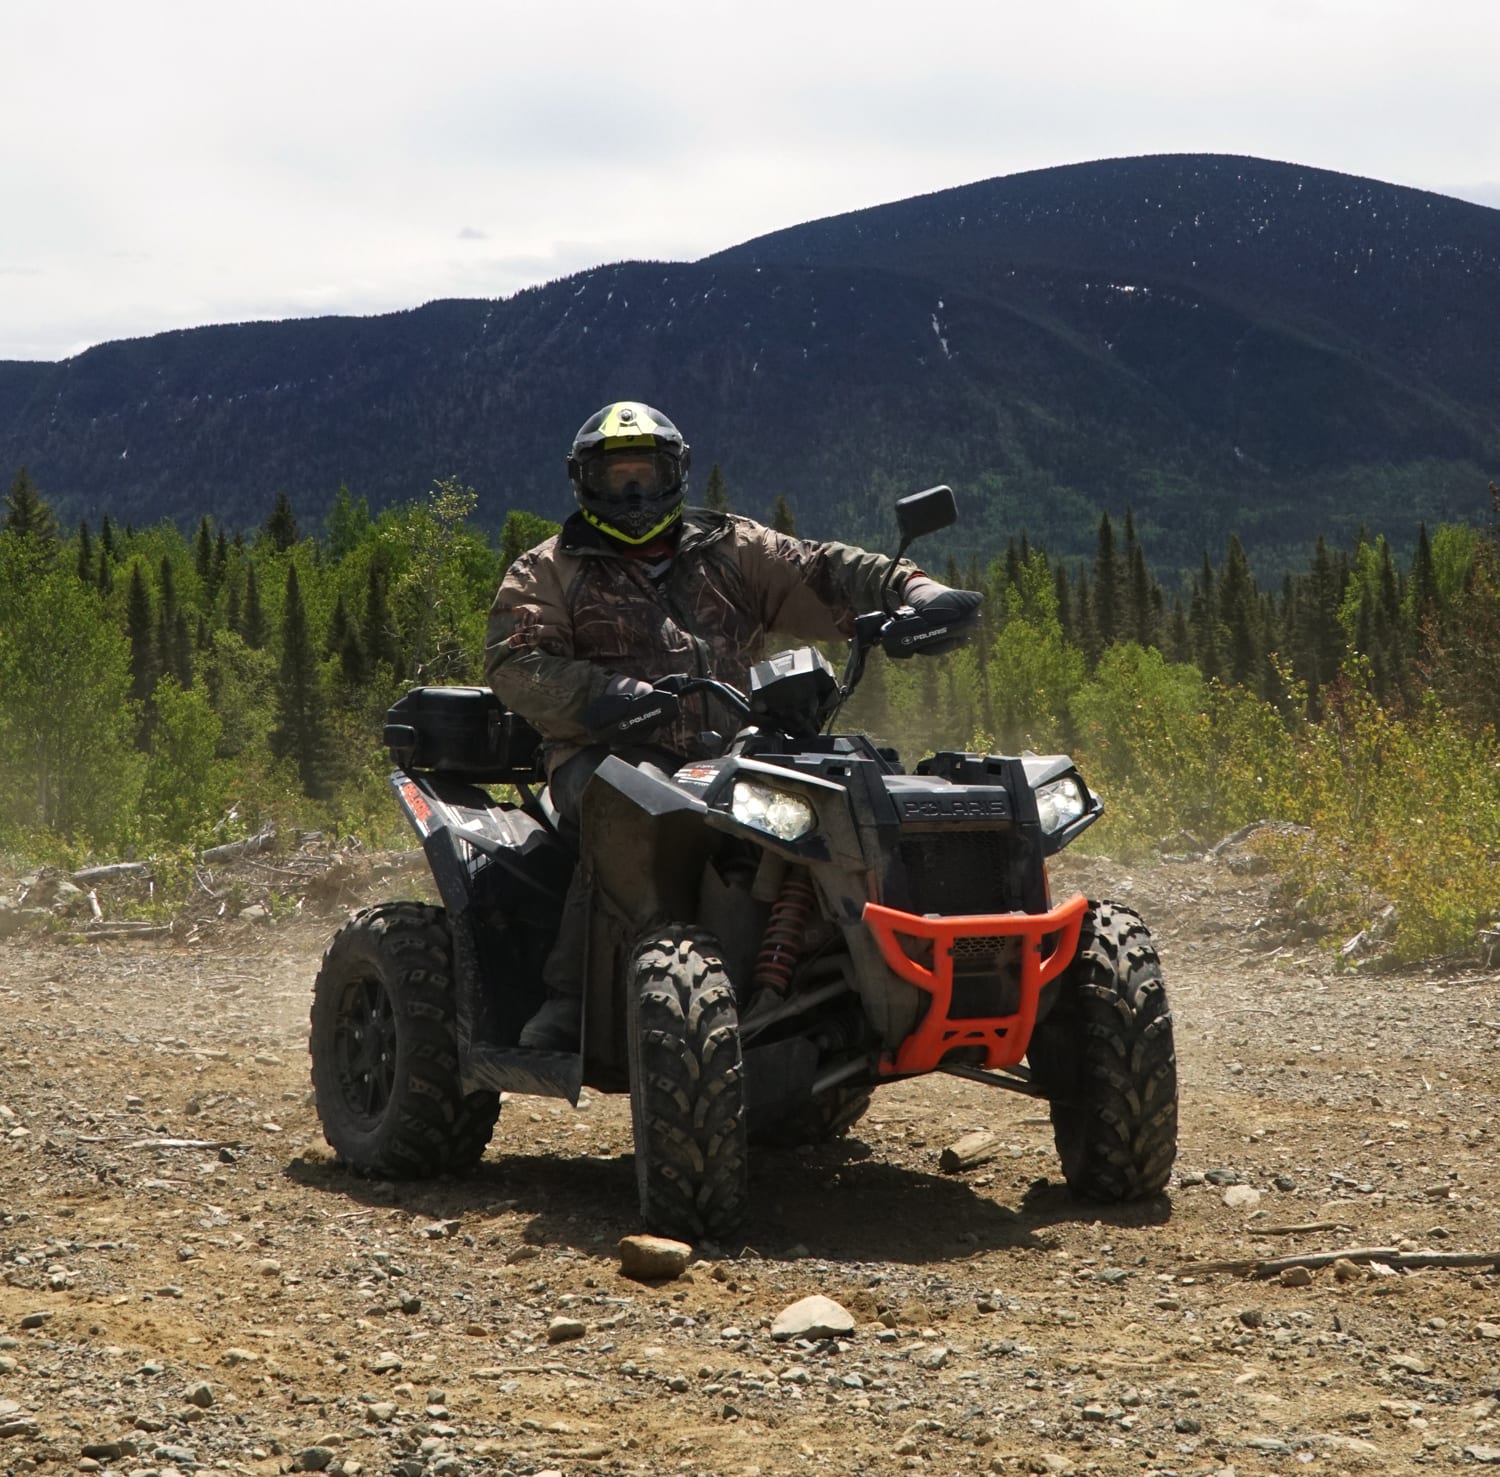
[4,0,1497,362]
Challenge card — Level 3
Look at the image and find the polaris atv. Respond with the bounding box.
[309,487,1178,1239]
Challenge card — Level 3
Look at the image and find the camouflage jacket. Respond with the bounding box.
[484,509,920,772]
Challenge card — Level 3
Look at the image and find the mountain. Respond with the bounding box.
[3,154,1497,571]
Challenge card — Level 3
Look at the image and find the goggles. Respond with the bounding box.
[579,451,682,500]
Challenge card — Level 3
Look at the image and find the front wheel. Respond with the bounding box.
[1026,901,1177,1200]
[309,902,500,1178]
[626,928,749,1240]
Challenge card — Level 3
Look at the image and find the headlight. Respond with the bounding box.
[1036,775,1086,834]
[730,780,817,841]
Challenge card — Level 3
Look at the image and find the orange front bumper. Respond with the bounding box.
[863,893,1088,1076]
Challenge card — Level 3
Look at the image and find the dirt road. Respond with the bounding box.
[2,849,1498,1476]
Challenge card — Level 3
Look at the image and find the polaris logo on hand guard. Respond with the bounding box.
[896,623,950,647]
[620,703,671,729]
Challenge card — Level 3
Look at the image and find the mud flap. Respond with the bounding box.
[741,1036,818,1132]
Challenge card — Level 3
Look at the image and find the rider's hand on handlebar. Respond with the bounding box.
[581,675,681,739]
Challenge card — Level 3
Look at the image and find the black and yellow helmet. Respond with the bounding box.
[566,401,691,545]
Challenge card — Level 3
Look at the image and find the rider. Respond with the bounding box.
[484,400,982,1050]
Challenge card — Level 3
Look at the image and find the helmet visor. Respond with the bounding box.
[579,451,681,500]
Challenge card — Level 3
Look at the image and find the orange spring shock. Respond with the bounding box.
[752,868,817,995]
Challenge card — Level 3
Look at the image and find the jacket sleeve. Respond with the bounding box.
[483,545,612,742]
[731,517,922,641]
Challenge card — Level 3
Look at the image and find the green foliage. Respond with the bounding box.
[1261,680,1500,963]
[141,679,231,845]
[0,534,142,844]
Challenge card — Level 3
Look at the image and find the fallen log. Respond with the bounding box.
[200,826,276,864]
[1184,1245,1500,1278]
[70,862,150,884]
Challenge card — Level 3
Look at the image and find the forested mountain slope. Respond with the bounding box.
[3,154,1495,568]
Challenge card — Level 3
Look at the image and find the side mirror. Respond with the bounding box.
[895,485,957,544]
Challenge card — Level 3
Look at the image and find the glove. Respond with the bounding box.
[580,674,682,739]
[901,577,984,625]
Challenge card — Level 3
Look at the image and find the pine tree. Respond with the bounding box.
[95,542,114,595]
[770,495,797,536]
[99,514,116,565]
[75,520,94,583]
[265,491,299,553]
[703,463,731,514]
[3,467,57,549]
[125,562,156,703]
[270,564,331,798]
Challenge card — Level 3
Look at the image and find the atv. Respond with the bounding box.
[309,486,1178,1239]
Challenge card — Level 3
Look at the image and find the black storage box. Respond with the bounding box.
[384,686,543,784]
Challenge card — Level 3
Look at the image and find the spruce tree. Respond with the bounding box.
[225,574,242,636]
[1092,512,1118,651]
[99,514,116,564]
[1128,543,1154,647]
[212,530,229,604]
[156,557,178,677]
[194,516,214,591]
[1190,554,1221,680]
[96,542,114,595]
[171,610,194,689]
[1220,535,1260,689]
[3,467,57,549]
[125,562,156,703]
[271,564,331,798]
[242,563,268,649]
[703,463,731,514]
[265,491,299,553]
[75,520,94,583]
[770,495,797,536]
[362,560,398,679]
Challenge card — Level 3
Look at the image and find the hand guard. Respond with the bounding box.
[883,578,983,658]
[580,674,682,740]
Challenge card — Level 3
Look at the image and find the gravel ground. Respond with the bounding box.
[1,846,1498,1477]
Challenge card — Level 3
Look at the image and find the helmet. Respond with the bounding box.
[566,402,691,545]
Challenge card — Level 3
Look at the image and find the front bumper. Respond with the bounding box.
[863,893,1088,1075]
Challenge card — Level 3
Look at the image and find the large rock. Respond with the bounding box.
[618,1235,693,1281]
[771,1294,856,1342]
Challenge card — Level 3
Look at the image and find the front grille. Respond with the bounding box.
[949,934,1023,1019]
[897,829,1011,916]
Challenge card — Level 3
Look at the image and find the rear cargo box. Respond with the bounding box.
[384,686,542,784]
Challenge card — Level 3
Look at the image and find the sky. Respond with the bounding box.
[4,0,1498,363]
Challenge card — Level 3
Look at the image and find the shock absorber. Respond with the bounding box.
[752,867,817,995]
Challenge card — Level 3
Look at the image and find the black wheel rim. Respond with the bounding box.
[335,973,398,1123]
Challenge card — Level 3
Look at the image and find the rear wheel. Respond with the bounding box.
[627,928,749,1240]
[310,903,500,1178]
[1026,901,1177,1200]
